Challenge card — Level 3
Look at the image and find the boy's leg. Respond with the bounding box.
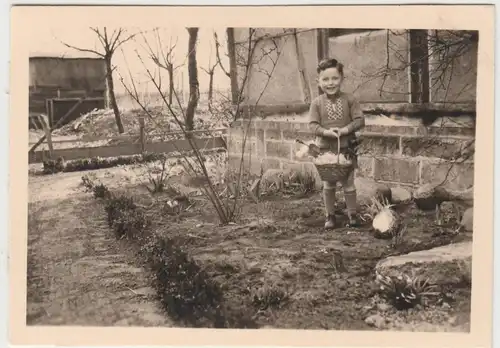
[323,180,337,230]
[342,170,361,226]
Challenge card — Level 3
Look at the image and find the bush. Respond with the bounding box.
[104,195,150,240]
[143,235,225,326]
[81,174,111,199]
[42,157,65,174]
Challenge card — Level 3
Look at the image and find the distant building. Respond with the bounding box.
[29,55,108,128]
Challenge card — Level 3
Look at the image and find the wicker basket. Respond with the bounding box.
[312,136,353,182]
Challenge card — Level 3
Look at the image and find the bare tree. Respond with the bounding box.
[201,43,218,107]
[61,27,137,134]
[145,29,181,105]
[185,28,200,133]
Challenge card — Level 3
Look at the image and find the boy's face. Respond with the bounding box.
[317,67,343,96]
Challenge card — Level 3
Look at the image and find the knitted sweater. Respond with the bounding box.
[308,91,365,150]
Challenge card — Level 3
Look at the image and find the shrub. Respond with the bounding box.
[145,235,225,326]
[252,283,291,310]
[104,195,150,240]
[81,174,111,199]
[42,157,65,174]
[375,271,440,310]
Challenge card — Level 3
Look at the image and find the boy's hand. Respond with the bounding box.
[323,128,339,138]
[337,127,349,136]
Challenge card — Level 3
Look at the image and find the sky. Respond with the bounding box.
[29,25,231,96]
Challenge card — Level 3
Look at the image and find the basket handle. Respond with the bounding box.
[336,132,341,164]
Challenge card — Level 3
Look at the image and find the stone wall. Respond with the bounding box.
[227,108,475,191]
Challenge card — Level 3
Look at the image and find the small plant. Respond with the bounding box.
[251,283,291,310]
[142,153,172,194]
[363,196,402,240]
[287,170,317,196]
[375,270,440,310]
[390,223,408,248]
[81,174,111,199]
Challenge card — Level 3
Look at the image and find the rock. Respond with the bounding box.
[132,286,156,297]
[375,241,472,286]
[390,186,412,204]
[364,314,386,329]
[355,177,392,206]
[376,303,392,312]
[460,207,473,232]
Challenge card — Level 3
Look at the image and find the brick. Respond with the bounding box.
[228,153,262,175]
[374,157,420,184]
[281,161,304,174]
[265,128,282,140]
[356,156,373,178]
[420,160,474,191]
[266,141,292,159]
[256,129,265,143]
[228,138,254,155]
[401,136,473,160]
[283,130,315,142]
[261,158,282,171]
[363,125,417,135]
[427,126,475,137]
[357,134,400,156]
[229,127,244,139]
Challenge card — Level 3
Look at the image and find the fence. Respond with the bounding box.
[29,126,228,164]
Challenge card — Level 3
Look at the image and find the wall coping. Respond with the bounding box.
[238,102,476,118]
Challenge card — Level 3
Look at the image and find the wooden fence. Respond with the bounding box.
[29,126,228,164]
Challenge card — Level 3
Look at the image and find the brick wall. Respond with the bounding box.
[227,110,475,191]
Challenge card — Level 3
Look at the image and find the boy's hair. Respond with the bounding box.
[317,58,344,75]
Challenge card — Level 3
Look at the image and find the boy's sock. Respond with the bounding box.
[323,187,336,216]
[344,188,358,220]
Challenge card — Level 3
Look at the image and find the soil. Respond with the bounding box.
[27,166,472,330]
[27,173,173,327]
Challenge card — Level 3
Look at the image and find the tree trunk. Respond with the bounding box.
[105,58,125,134]
[167,64,174,105]
[208,72,214,104]
[185,28,199,135]
[226,28,239,105]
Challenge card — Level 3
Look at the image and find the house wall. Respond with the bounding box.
[328,29,410,103]
[29,57,107,90]
[233,28,319,105]
[232,28,477,105]
[29,57,107,127]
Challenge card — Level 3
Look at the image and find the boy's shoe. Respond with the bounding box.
[346,214,361,228]
[325,214,337,230]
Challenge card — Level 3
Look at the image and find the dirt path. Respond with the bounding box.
[27,173,173,326]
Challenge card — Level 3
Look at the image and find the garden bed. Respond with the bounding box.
[82,170,472,331]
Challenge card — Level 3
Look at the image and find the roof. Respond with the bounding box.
[29,55,104,61]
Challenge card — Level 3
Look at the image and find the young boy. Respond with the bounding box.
[309,58,365,230]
